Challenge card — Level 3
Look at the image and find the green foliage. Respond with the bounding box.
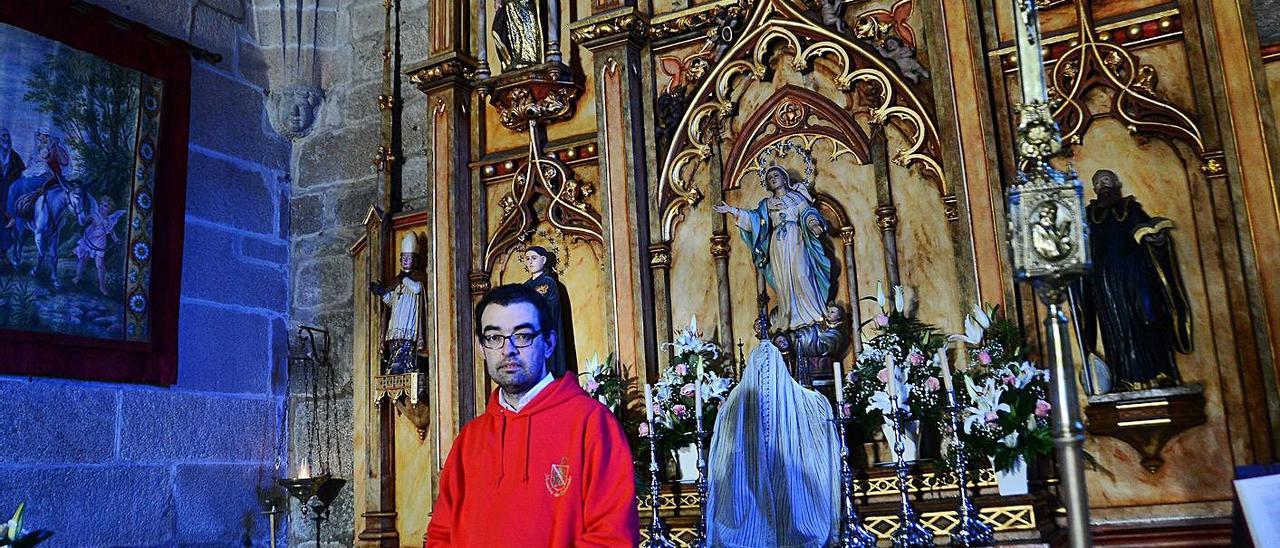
[23,47,139,189]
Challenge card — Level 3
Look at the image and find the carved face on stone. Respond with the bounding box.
[273,85,324,139]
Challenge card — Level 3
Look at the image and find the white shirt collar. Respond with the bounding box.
[499,372,555,413]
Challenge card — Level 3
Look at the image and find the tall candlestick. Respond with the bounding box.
[644,383,655,423]
[939,346,954,394]
[833,361,845,405]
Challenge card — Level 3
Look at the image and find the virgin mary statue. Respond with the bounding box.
[714,166,834,331]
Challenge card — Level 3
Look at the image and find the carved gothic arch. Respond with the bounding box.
[722,84,873,191]
[655,0,946,241]
[1050,1,1203,153]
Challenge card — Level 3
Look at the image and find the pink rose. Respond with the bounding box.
[978,351,992,365]
[874,313,889,326]
[909,352,924,366]
[1003,374,1016,386]
[586,380,600,394]
[877,367,891,383]
[681,383,697,397]
[673,404,688,417]
[651,403,663,417]
[639,422,650,437]
[985,411,999,423]
[1035,399,1052,417]
[675,363,688,375]
[925,377,940,392]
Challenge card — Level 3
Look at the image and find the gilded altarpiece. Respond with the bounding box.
[352,0,1280,542]
[984,0,1279,537]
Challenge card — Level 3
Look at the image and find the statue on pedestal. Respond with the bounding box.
[522,246,577,377]
[714,164,835,334]
[492,0,543,71]
[369,233,427,375]
[1075,170,1192,391]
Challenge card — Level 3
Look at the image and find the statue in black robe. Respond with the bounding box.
[492,0,543,71]
[1075,170,1192,391]
[522,246,577,377]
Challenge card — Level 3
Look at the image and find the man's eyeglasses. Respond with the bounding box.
[479,330,542,350]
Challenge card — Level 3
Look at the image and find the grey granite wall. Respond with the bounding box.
[0,1,292,545]
[277,0,430,544]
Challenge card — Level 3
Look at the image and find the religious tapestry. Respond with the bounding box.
[0,1,190,385]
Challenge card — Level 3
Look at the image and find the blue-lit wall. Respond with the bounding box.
[0,4,292,544]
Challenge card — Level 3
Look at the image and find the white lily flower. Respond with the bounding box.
[1000,432,1020,448]
[893,285,906,313]
[953,315,983,345]
[962,376,1010,434]
[971,304,991,329]
[876,281,886,308]
[1013,361,1045,388]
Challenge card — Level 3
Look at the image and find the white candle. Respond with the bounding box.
[644,383,655,423]
[885,354,898,400]
[938,346,954,394]
[833,361,845,405]
[695,379,703,419]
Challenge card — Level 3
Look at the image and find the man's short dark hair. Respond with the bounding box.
[474,283,555,339]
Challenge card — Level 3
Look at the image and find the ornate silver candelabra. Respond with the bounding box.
[695,402,710,545]
[645,428,678,548]
[834,409,877,547]
[887,394,934,547]
[944,390,995,547]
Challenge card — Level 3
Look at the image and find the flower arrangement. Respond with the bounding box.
[642,316,735,450]
[578,353,624,413]
[950,304,1054,473]
[843,283,947,434]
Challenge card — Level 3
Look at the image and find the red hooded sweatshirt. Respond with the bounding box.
[425,375,640,547]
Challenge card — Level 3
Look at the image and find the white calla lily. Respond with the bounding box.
[876,281,886,308]
[893,285,906,313]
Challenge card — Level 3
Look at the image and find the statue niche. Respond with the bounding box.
[492,0,544,71]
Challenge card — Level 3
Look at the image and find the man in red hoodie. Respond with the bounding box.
[426,284,640,547]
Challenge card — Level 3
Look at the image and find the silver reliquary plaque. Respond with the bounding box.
[1008,166,1091,281]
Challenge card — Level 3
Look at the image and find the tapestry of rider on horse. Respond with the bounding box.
[4,172,96,289]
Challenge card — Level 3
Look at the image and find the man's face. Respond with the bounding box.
[480,301,555,394]
[523,251,546,275]
[400,252,415,271]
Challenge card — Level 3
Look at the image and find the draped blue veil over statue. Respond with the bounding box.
[705,341,841,547]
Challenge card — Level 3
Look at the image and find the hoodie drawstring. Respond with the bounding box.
[523,416,532,482]
[497,413,507,485]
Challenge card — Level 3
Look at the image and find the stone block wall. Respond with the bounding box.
[282,0,432,544]
[0,1,292,545]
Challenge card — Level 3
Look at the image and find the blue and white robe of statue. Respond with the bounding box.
[705,341,841,547]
